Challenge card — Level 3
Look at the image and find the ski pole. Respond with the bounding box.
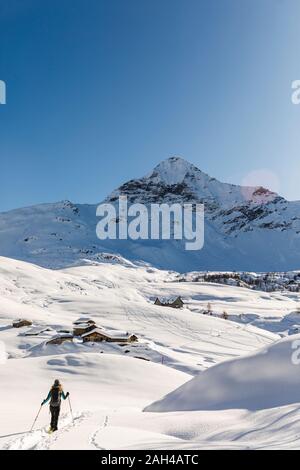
[68,396,74,423]
[30,405,42,432]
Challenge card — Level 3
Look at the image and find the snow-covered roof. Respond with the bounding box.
[73,322,93,329]
[13,318,31,323]
[73,317,95,324]
[50,333,73,339]
[46,333,73,344]
[24,326,54,336]
[81,327,105,338]
[155,296,183,304]
[82,327,133,339]
[106,330,134,339]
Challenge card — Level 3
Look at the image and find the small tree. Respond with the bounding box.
[202,302,213,315]
[221,311,229,320]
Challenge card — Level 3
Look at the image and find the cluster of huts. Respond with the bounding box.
[11,317,138,346]
[46,317,138,346]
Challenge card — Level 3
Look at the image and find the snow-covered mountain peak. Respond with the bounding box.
[0,156,299,272]
[107,156,280,209]
[148,156,203,185]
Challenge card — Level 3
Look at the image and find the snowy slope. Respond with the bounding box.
[0,157,300,271]
[145,334,300,412]
[0,352,188,450]
[0,256,281,370]
[0,257,300,449]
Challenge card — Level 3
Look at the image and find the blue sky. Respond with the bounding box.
[0,0,300,211]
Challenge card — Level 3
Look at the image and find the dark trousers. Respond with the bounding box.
[50,405,61,430]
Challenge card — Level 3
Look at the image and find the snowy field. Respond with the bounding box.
[1,256,300,449]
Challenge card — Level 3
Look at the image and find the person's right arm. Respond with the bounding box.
[41,390,51,406]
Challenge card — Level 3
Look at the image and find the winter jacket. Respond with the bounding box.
[42,388,69,406]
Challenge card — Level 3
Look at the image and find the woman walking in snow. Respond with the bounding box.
[41,379,69,432]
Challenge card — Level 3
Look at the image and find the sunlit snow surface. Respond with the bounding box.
[0,256,300,449]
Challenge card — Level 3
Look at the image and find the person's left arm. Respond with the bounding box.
[61,390,69,400]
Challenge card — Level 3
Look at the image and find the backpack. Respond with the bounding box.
[50,386,61,407]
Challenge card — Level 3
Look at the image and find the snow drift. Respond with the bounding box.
[145,334,300,412]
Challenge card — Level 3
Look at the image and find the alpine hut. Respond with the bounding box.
[154,296,184,309]
[12,319,32,328]
[82,328,138,344]
[73,322,96,337]
[46,333,73,346]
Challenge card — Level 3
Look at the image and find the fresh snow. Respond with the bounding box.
[146,156,201,186]
[1,255,300,449]
[1,156,300,449]
[0,157,300,271]
[145,335,300,412]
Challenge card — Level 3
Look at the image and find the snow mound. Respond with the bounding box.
[145,334,300,412]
